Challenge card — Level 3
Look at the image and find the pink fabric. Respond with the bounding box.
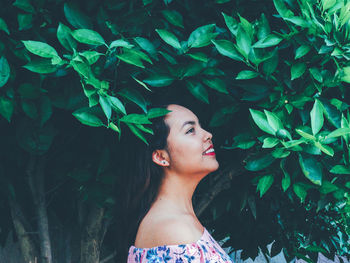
[127,227,233,263]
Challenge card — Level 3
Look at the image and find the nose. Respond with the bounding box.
[203,128,212,141]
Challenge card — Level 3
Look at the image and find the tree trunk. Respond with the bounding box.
[28,155,53,263]
[80,203,105,263]
[8,197,39,263]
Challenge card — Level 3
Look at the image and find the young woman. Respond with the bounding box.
[119,104,233,263]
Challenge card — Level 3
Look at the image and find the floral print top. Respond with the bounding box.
[127,227,233,263]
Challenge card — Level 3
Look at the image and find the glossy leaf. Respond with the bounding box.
[245,153,275,171]
[186,81,209,104]
[64,3,92,29]
[23,59,58,74]
[72,29,106,46]
[118,88,147,113]
[0,96,14,122]
[299,154,322,185]
[202,78,228,94]
[291,62,306,80]
[143,74,174,87]
[120,114,151,124]
[249,109,275,135]
[330,165,350,174]
[253,34,282,48]
[161,10,184,28]
[188,24,216,48]
[72,108,104,127]
[310,99,324,135]
[147,108,171,119]
[295,45,311,59]
[0,18,9,34]
[212,40,243,61]
[0,57,10,88]
[257,175,274,197]
[23,40,59,58]
[236,70,259,80]
[57,23,77,51]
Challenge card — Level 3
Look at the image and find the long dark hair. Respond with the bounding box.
[117,104,171,261]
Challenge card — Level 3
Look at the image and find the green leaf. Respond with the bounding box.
[118,88,147,113]
[273,0,294,18]
[299,154,322,185]
[23,40,59,59]
[161,10,184,28]
[209,105,238,127]
[127,123,148,145]
[186,81,209,104]
[327,127,350,138]
[134,37,157,57]
[341,67,350,83]
[280,159,291,191]
[0,18,10,34]
[23,59,58,74]
[13,0,35,13]
[0,96,14,122]
[276,129,292,140]
[72,29,105,46]
[110,39,134,49]
[132,76,152,92]
[222,12,238,36]
[187,52,209,63]
[188,24,216,48]
[147,108,171,119]
[310,99,324,135]
[211,40,243,61]
[295,129,316,141]
[57,23,77,51]
[245,153,275,171]
[252,34,282,48]
[109,122,120,133]
[264,110,283,132]
[291,62,306,80]
[18,14,32,31]
[236,70,259,80]
[108,95,126,115]
[322,0,337,11]
[72,108,104,127]
[319,181,338,194]
[0,57,10,88]
[330,165,350,174]
[236,26,251,58]
[295,45,311,59]
[120,114,151,124]
[262,50,279,75]
[99,95,112,120]
[143,74,174,87]
[202,78,228,94]
[293,183,308,202]
[156,29,181,49]
[80,51,103,65]
[64,3,92,29]
[135,124,153,135]
[257,175,274,197]
[249,109,275,135]
[314,141,334,156]
[309,68,323,82]
[262,137,279,148]
[272,148,290,158]
[117,49,152,68]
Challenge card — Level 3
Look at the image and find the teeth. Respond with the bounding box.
[204,148,214,154]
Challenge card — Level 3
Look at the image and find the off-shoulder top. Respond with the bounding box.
[127,227,233,262]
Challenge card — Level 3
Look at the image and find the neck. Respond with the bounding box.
[153,171,204,216]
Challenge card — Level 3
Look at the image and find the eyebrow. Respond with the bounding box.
[180,120,201,131]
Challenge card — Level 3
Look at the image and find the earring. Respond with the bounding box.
[162,160,166,164]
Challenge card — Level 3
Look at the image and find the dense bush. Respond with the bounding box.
[0,0,349,262]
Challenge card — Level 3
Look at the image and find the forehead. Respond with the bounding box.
[164,105,198,129]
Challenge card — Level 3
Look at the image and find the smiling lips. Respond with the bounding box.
[203,145,215,156]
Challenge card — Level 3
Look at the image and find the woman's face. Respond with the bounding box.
[161,104,219,177]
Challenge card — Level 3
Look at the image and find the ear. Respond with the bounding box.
[152,149,169,167]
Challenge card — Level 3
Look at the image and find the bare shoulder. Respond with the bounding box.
[134,216,204,248]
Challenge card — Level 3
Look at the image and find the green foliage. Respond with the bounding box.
[1,0,350,262]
